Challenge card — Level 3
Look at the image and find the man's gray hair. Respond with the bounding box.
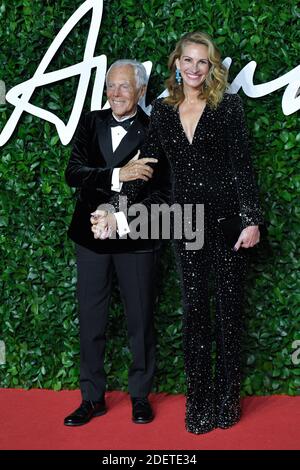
[106,60,148,90]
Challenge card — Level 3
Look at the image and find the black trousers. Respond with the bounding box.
[173,219,249,433]
[75,243,157,401]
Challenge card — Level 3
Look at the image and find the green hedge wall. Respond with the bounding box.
[0,0,299,395]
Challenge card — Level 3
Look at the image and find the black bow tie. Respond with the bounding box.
[110,116,135,131]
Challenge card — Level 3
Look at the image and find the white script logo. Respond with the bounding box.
[0,0,299,147]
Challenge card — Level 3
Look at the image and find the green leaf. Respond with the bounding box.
[50,135,60,146]
[174,9,183,18]
[0,0,298,397]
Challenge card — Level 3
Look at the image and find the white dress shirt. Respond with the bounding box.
[110,111,137,237]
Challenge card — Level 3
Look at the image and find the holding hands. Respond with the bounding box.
[90,210,117,240]
[90,150,158,240]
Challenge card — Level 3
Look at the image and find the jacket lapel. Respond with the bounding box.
[95,107,149,168]
[112,117,147,167]
[96,114,114,166]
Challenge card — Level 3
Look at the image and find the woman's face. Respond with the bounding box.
[175,43,210,89]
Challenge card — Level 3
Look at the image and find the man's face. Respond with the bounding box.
[106,65,144,119]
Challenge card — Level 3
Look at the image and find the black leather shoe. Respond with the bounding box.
[131,397,154,424]
[64,398,106,426]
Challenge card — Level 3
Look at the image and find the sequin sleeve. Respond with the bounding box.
[226,94,264,227]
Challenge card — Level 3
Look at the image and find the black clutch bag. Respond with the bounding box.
[217,214,243,249]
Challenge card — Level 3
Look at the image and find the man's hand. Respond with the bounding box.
[90,210,117,239]
[234,225,260,251]
[119,151,158,182]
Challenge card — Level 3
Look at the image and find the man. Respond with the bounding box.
[64,60,172,426]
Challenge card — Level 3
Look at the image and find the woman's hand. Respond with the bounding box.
[234,225,260,251]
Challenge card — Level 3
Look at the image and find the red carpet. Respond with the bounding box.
[0,389,299,450]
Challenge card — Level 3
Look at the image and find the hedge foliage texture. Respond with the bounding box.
[0,0,299,395]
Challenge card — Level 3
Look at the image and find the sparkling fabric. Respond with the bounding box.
[173,223,248,433]
[143,93,263,433]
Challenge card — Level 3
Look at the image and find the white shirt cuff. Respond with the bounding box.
[114,211,130,237]
[111,168,123,192]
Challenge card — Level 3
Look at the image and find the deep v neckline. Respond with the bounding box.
[177,103,207,146]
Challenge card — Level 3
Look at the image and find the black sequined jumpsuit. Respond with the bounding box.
[112,93,264,434]
[144,94,263,434]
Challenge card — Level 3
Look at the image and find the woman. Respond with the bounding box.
[143,31,263,434]
[93,32,264,434]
